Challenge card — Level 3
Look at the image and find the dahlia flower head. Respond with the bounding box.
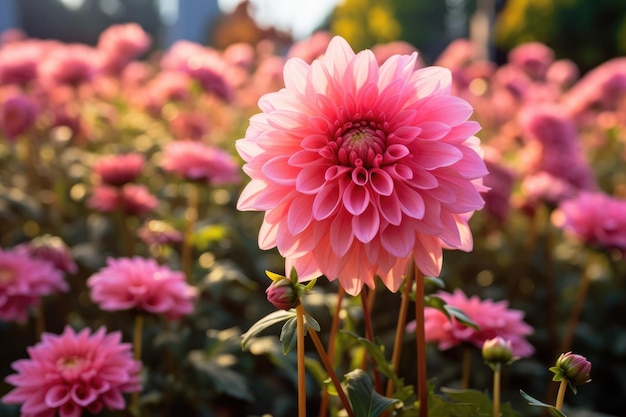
[92,153,145,187]
[162,141,241,186]
[16,234,78,275]
[2,326,141,417]
[87,184,158,216]
[0,247,68,323]
[0,92,38,141]
[87,257,197,320]
[417,288,534,357]
[97,23,152,75]
[0,40,42,86]
[237,36,488,295]
[552,191,626,251]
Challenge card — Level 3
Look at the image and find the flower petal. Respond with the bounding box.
[353,204,380,243]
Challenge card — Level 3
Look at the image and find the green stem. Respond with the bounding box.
[318,286,345,417]
[492,363,501,417]
[555,379,568,411]
[386,273,412,397]
[132,313,144,415]
[414,266,428,417]
[296,304,307,417]
[361,288,382,393]
[182,183,199,282]
[462,345,471,389]
[308,321,356,417]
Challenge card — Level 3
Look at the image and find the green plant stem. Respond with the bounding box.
[182,182,199,282]
[386,273,412,397]
[308,322,356,417]
[414,266,428,417]
[361,288,382,393]
[492,363,501,417]
[296,304,306,417]
[555,379,568,411]
[318,286,345,417]
[462,345,471,389]
[560,266,591,354]
[132,313,144,415]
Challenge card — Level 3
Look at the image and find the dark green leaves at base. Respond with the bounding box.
[520,390,567,417]
[345,369,401,417]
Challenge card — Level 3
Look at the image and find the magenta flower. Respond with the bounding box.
[508,42,554,80]
[88,257,197,320]
[87,184,158,216]
[93,153,145,187]
[16,235,77,274]
[0,93,38,141]
[97,23,151,75]
[0,247,68,323]
[162,141,240,186]
[0,40,42,86]
[236,36,488,295]
[2,326,141,416]
[39,43,100,87]
[418,289,534,357]
[552,191,626,250]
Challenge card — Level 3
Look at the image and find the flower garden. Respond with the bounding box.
[0,19,625,417]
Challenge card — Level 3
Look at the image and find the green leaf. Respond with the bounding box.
[304,310,321,332]
[280,316,298,355]
[345,369,401,417]
[241,309,295,350]
[443,305,480,330]
[265,270,285,282]
[441,388,522,417]
[519,390,567,417]
[424,276,446,289]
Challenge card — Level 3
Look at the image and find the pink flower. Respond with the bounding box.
[418,289,534,357]
[162,141,240,186]
[287,31,332,64]
[236,36,488,295]
[16,235,77,274]
[87,184,158,216]
[93,153,145,187]
[508,42,554,80]
[2,326,141,416]
[0,93,38,141]
[138,220,183,246]
[39,43,100,87]
[0,40,42,86]
[482,147,516,221]
[97,23,152,75]
[88,257,197,320]
[0,247,68,323]
[552,191,626,250]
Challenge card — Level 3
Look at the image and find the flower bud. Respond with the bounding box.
[551,352,591,386]
[482,336,514,365]
[265,277,300,310]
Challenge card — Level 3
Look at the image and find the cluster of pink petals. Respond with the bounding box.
[481,147,516,221]
[39,43,100,87]
[552,191,626,250]
[419,289,534,357]
[87,184,158,216]
[162,141,241,186]
[138,219,183,246]
[0,247,68,323]
[2,326,141,417]
[97,23,151,75]
[16,235,78,275]
[161,40,234,101]
[508,42,555,80]
[237,36,487,295]
[0,92,38,141]
[92,153,145,187]
[0,40,42,86]
[87,257,197,320]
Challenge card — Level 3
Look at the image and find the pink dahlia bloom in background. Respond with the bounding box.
[286,31,332,64]
[88,257,197,320]
[0,247,68,322]
[552,191,626,251]
[237,36,488,295]
[0,40,42,86]
[2,326,141,416]
[507,42,554,81]
[162,141,240,186]
[16,234,77,274]
[39,43,101,87]
[0,93,38,141]
[93,153,145,187]
[416,288,534,357]
[97,23,151,75]
[481,147,516,222]
[138,219,183,246]
[87,184,158,216]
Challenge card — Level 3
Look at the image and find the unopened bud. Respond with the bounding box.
[550,352,591,386]
[482,337,514,366]
[265,277,300,310]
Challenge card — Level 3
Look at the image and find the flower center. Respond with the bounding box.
[60,356,85,369]
[336,121,386,168]
[0,268,15,285]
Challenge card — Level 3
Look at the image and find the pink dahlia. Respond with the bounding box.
[93,153,145,187]
[0,247,68,323]
[236,36,488,295]
[16,235,77,275]
[87,184,158,216]
[87,257,197,320]
[417,289,534,357]
[97,23,152,75]
[161,141,240,186]
[0,93,38,141]
[2,326,141,416]
[552,191,626,250]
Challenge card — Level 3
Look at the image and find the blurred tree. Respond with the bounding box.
[496,0,626,72]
